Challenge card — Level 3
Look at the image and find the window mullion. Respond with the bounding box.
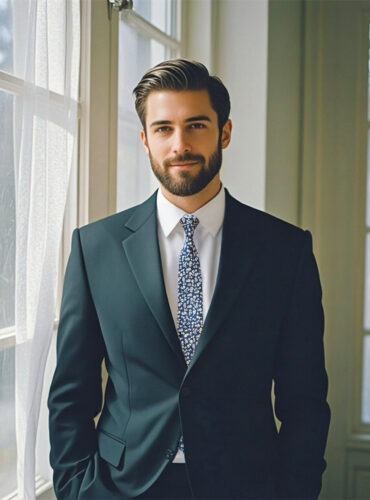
[0,71,23,95]
[121,10,180,51]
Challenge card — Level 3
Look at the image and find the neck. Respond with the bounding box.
[160,175,221,213]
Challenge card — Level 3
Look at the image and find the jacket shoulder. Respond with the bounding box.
[226,191,307,241]
[77,191,157,240]
[79,205,137,233]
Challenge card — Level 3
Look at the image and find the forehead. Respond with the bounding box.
[145,89,217,125]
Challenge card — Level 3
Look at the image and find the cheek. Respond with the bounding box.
[155,138,175,155]
[151,143,166,158]
[194,130,218,148]
[145,136,160,154]
[201,139,219,158]
[148,142,169,163]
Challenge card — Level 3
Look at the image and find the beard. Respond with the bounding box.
[148,137,222,197]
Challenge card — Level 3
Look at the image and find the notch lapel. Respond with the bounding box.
[121,193,186,366]
[183,190,267,379]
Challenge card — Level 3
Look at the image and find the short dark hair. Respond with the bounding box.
[133,58,230,133]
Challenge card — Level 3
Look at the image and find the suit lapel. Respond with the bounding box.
[121,189,267,376]
[121,192,186,366]
[184,190,267,379]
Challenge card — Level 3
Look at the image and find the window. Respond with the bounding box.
[0,0,18,494]
[357,17,370,431]
[361,22,370,424]
[116,0,182,211]
[0,0,80,497]
[0,1,183,496]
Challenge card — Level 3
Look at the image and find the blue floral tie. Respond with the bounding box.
[177,215,203,453]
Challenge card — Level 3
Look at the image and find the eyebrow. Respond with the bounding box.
[149,115,212,128]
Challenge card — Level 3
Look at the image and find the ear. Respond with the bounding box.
[221,119,232,149]
[139,129,150,156]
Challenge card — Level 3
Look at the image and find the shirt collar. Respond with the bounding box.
[157,184,225,238]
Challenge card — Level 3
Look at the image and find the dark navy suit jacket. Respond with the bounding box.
[48,189,330,499]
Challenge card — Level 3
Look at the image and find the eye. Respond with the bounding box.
[189,123,206,129]
[155,126,171,133]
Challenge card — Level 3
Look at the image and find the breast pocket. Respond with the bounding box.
[97,429,126,468]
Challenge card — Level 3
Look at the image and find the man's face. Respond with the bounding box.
[140,89,231,197]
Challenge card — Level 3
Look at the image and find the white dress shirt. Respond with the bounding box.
[156,185,225,462]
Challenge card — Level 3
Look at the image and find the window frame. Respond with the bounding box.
[0,2,81,497]
[1,0,188,496]
[352,10,370,439]
[115,0,182,212]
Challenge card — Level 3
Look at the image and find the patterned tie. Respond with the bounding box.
[177,214,203,453]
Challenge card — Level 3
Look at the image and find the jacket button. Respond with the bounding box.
[182,387,191,397]
[165,449,174,459]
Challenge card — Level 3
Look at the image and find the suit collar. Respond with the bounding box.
[124,190,157,232]
[121,188,268,376]
[183,189,268,379]
[156,186,225,238]
[122,191,186,366]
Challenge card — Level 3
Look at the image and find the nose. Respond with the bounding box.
[172,129,191,155]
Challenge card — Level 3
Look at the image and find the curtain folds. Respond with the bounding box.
[13,1,80,498]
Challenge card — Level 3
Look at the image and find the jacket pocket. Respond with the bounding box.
[97,429,126,468]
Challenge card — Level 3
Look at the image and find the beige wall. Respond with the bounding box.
[266,0,304,226]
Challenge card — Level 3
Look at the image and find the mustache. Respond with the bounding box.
[163,153,205,167]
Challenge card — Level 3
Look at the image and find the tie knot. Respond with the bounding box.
[180,215,199,238]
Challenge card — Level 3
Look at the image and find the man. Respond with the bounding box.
[48,59,330,500]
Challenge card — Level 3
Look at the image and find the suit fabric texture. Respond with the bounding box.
[48,189,330,500]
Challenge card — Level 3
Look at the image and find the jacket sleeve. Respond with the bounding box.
[273,230,331,499]
[48,228,106,499]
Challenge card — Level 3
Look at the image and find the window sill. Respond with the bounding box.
[2,476,54,500]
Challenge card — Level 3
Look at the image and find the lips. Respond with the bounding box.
[170,161,198,167]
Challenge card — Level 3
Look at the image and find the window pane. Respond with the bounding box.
[0,90,15,331]
[362,335,370,423]
[368,23,370,122]
[116,21,173,211]
[133,0,178,39]
[0,0,13,73]
[0,345,16,497]
[367,130,370,227]
[0,1,76,95]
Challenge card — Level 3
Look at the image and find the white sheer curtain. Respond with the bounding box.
[12,1,80,498]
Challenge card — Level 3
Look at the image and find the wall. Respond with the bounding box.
[265,0,304,226]
[183,0,269,211]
